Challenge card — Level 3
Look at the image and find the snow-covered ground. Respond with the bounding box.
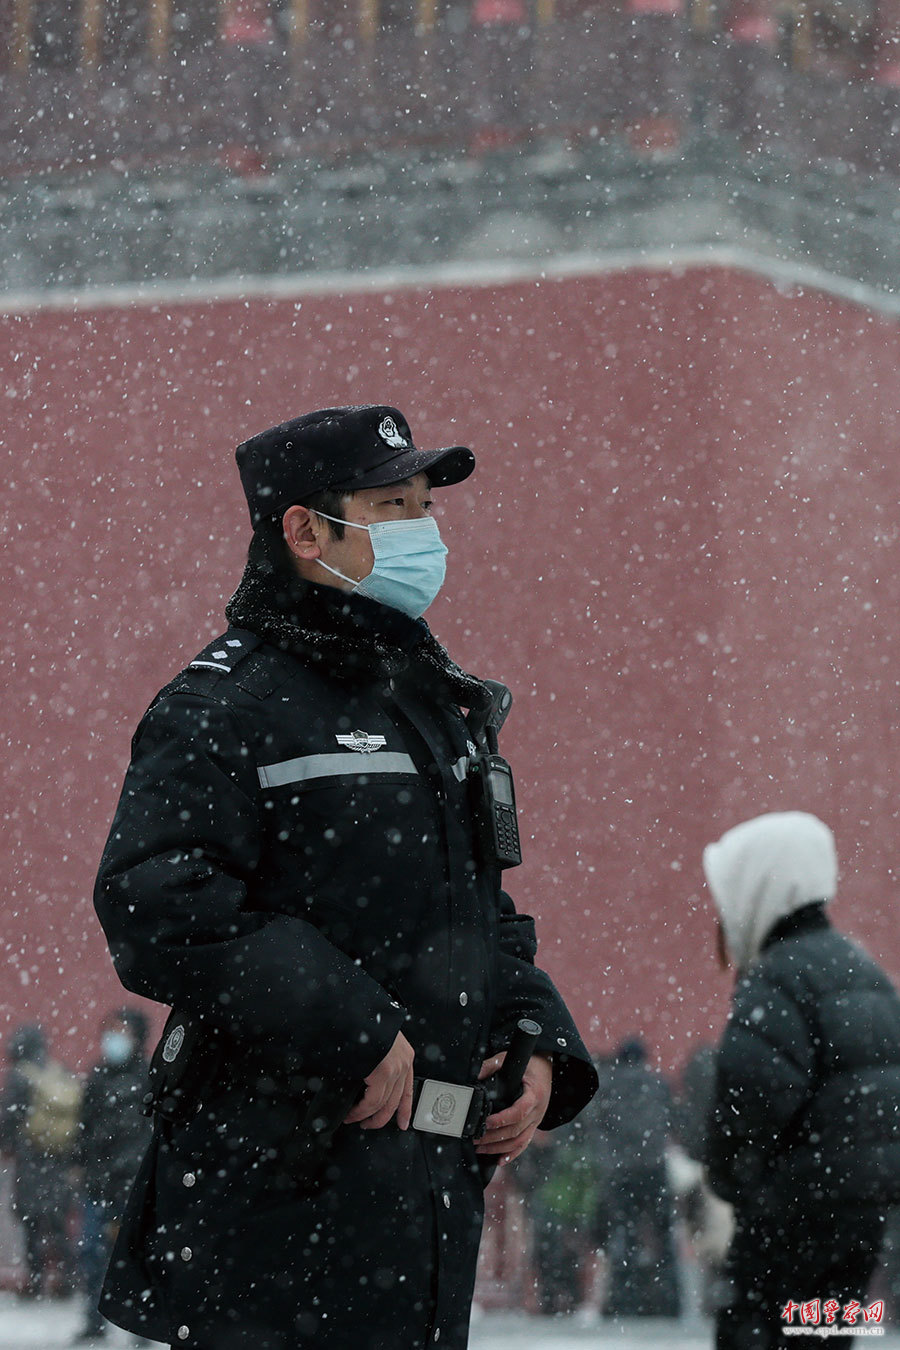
[0,1298,899,1350]
[471,1311,900,1349]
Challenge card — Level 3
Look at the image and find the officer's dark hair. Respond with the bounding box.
[302,488,348,541]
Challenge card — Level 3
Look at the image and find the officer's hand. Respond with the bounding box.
[344,1031,415,1132]
[474,1052,553,1164]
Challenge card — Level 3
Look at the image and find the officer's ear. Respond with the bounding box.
[283,505,326,561]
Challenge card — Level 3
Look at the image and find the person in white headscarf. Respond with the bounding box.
[702,811,900,1350]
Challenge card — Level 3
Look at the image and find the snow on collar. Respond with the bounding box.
[702,811,837,972]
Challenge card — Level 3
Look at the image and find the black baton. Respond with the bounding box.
[482,1017,542,1183]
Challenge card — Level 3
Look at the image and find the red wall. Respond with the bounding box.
[3,263,899,1075]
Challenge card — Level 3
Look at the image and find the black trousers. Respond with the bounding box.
[716,1204,886,1350]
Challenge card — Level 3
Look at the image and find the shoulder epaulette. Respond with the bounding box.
[161,629,295,704]
[186,628,262,677]
[146,629,267,717]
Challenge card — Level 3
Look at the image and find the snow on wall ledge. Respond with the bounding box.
[3,255,899,1074]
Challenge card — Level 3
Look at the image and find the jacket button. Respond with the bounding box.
[458,992,468,1007]
[181,1247,192,1261]
[442,1192,451,1209]
[182,1172,196,1188]
[434,1330,441,1342]
[177,1327,189,1340]
[556,1037,567,1047]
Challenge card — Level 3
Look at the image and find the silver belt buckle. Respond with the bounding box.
[412,1079,475,1138]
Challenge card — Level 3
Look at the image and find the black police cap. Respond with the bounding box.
[236,404,475,527]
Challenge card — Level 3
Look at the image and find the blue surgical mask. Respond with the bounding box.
[315,513,448,619]
[101,1030,132,1066]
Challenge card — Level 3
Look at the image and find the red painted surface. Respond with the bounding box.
[874,0,900,82]
[2,264,899,1078]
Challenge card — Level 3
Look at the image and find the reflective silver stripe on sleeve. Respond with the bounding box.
[257,752,418,789]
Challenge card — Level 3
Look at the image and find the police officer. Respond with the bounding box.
[94,405,598,1350]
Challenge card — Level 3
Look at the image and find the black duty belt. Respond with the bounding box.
[411,1077,490,1139]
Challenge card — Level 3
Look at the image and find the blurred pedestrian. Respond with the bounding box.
[703,810,900,1349]
[0,1024,81,1299]
[593,1037,682,1318]
[513,1122,598,1315]
[73,1007,152,1344]
[674,1040,717,1166]
[673,1041,733,1315]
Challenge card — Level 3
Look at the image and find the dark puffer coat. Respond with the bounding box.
[94,570,597,1350]
[706,904,900,1211]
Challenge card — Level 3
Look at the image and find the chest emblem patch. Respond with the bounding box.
[336,731,388,754]
[162,1024,185,1063]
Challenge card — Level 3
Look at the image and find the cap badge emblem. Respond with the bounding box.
[336,731,387,754]
[378,416,408,449]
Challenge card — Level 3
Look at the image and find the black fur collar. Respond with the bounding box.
[225,555,491,713]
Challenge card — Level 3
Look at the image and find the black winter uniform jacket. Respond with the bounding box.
[94,573,597,1349]
[706,905,900,1214]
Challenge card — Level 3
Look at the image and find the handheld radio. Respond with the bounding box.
[466,680,523,869]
